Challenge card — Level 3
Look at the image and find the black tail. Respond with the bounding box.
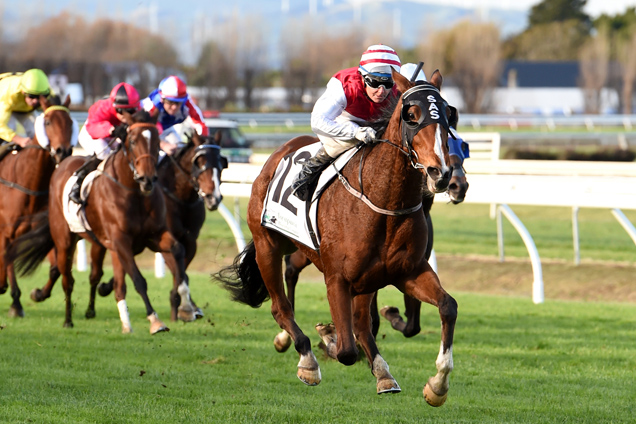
[214,241,270,308]
[5,211,54,277]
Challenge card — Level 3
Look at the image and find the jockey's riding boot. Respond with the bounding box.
[69,156,101,205]
[0,141,17,162]
[291,147,333,201]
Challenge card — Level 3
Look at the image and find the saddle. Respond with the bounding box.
[0,142,20,162]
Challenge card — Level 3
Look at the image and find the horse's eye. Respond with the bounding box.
[45,119,51,126]
[408,113,416,121]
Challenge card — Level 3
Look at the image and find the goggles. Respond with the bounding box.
[163,99,183,107]
[115,107,137,115]
[26,92,49,99]
[363,74,394,90]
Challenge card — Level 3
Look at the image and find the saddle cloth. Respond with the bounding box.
[261,142,359,250]
[62,163,105,233]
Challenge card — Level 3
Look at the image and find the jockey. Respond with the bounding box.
[0,69,52,147]
[291,44,401,201]
[399,63,470,164]
[70,82,141,204]
[141,75,208,156]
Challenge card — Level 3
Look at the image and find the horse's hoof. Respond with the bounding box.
[150,324,170,335]
[97,283,112,297]
[177,310,197,323]
[121,326,133,334]
[194,308,204,319]
[274,330,292,353]
[30,288,42,302]
[85,309,96,319]
[63,321,74,329]
[297,366,321,386]
[8,306,24,318]
[377,378,401,394]
[380,306,400,319]
[423,383,448,407]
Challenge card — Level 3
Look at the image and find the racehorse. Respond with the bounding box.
[275,140,469,352]
[216,70,457,405]
[0,94,75,317]
[7,110,193,334]
[94,130,227,321]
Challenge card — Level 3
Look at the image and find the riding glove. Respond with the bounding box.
[354,127,376,144]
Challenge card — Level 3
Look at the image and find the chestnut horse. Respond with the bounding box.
[0,95,75,317]
[7,111,192,334]
[94,131,227,321]
[216,70,457,405]
[275,145,469,352]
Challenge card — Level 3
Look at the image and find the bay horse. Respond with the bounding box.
[272,82,470,347]
[0,94,75,317]
[274,142,469,352]
[7,111,192,334]
[216,70,457,405]
[94,130,227,321]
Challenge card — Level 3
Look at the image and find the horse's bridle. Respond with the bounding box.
[35,105,79,159]
[121,122,159,183]
[163,143,227,203]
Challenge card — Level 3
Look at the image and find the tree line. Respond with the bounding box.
[2,0,635,113]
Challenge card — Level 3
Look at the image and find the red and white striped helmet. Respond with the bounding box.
[159,75,188,102]
[359,44,401,77]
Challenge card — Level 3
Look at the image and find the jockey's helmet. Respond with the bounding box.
[159,76,188,102]
[20,69,51,96]
[400,63,427,82]
[109,82,140,109]
[359,45,401,78]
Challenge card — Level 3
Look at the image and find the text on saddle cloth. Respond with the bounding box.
[261,142,359,250]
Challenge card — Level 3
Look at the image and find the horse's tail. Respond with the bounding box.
[214,240,270,308]
[5,211,54,276]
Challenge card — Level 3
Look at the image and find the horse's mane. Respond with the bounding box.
[369,93,401,138]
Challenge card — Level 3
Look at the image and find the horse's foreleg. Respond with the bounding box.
[85,243,106,319]
[112,238,168,335]
[353,293,401,394]
[398,264,457,407]
[253,238,320,386]
[109,251,132,334]
[324,274,358,366]
[154,231,195,323]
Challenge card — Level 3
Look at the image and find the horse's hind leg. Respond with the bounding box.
[253,238,320,386]
[398,263,457,407]
[85,243,106,319]
[353,293,401,394]
[31,249,61,303]
[153,231,195,323]
[274,252,312,353]
[6,264,24,318]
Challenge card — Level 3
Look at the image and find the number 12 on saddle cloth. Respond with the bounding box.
[261,142,358,251]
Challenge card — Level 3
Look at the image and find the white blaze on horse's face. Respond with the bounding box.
[210,167,222,201]
[142,129,152,149]
[434,125,449,174]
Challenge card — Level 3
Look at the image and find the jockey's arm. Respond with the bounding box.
[0,102,17,143]
[185,100,208,136]
[311,79,360,142]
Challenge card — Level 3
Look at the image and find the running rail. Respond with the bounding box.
[496,204,544,304]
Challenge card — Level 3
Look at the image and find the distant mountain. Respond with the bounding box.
[3,0,528,66]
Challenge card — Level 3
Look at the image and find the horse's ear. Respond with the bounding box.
[393,68,412,94]
[214,130,222,146]
[64,94,71,108]
[430,69,443,90]
[40,95,50,110]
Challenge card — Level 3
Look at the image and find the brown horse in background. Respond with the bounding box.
[95,130,228,321]
[7,111,192,334]
[216,70,457,405]
[275,137,469,352]
[0,95,75,317]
